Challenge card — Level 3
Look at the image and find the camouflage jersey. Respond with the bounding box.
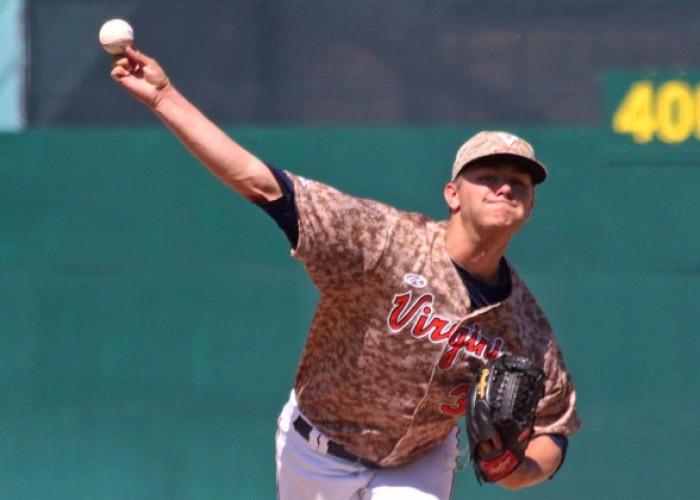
[287,172,581,468]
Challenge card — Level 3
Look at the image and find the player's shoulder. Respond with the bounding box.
[289,171,437,225]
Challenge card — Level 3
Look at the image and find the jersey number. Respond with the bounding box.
[440,384,470,416]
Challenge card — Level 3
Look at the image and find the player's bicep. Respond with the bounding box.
[526,434,565,478]
[542,434,568,478]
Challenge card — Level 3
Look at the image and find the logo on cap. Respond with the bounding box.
[496,132,518,149]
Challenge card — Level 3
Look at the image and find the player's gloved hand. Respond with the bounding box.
[465,355,545,484]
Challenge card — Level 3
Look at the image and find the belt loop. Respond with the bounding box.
[309,428,329,454]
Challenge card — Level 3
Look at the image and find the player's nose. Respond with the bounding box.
[493,179,514,198]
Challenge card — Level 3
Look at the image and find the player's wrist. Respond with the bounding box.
[478,449,522,482]
[150,80,176,112]
[496,457,539,489]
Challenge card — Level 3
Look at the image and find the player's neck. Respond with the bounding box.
[445,220,510,285]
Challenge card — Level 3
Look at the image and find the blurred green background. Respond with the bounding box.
[2,126,698,498]
[4,0,700,498]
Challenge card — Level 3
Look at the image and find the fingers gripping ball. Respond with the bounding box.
[466,355,545,483]
[99,19,134,55]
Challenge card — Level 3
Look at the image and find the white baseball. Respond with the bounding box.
[99,19,134,55]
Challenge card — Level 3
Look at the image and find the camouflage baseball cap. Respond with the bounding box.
[451,131,548,184]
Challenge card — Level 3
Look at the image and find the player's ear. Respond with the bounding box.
[444,182,460,212]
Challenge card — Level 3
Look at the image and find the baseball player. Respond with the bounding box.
[109,46,580,499]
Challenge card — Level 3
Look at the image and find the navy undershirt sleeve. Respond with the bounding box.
[546,434,569,478]
[255,164,299,248]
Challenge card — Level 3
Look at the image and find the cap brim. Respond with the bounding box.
[458,153,548,185]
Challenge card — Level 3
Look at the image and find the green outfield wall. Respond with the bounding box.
[1,126,698,499]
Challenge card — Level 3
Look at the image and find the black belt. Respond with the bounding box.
[293,415,379,469]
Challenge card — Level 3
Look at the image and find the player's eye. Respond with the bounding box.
[477,174,497,184]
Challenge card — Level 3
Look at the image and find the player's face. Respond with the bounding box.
[449,160,535,233]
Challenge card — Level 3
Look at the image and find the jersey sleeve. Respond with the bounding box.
[534,338,582,437]
[286,173,401,290]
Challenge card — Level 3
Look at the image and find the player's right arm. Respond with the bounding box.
[110,45,282,203]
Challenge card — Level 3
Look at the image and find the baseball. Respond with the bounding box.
[99,18,134,55]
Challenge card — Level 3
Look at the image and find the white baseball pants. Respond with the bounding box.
[275,390,460,500]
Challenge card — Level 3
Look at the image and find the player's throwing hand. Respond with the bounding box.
[110,46,171,108]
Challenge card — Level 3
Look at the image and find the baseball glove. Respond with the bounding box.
[466,355,545,483]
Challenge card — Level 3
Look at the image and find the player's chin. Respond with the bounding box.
[487,210,527,228]
[489,217,529,236]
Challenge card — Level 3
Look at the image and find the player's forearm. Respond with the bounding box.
[151,85,281,202]
[497,435,563,490]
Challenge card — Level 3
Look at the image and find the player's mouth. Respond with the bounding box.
[485,198,518,208]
